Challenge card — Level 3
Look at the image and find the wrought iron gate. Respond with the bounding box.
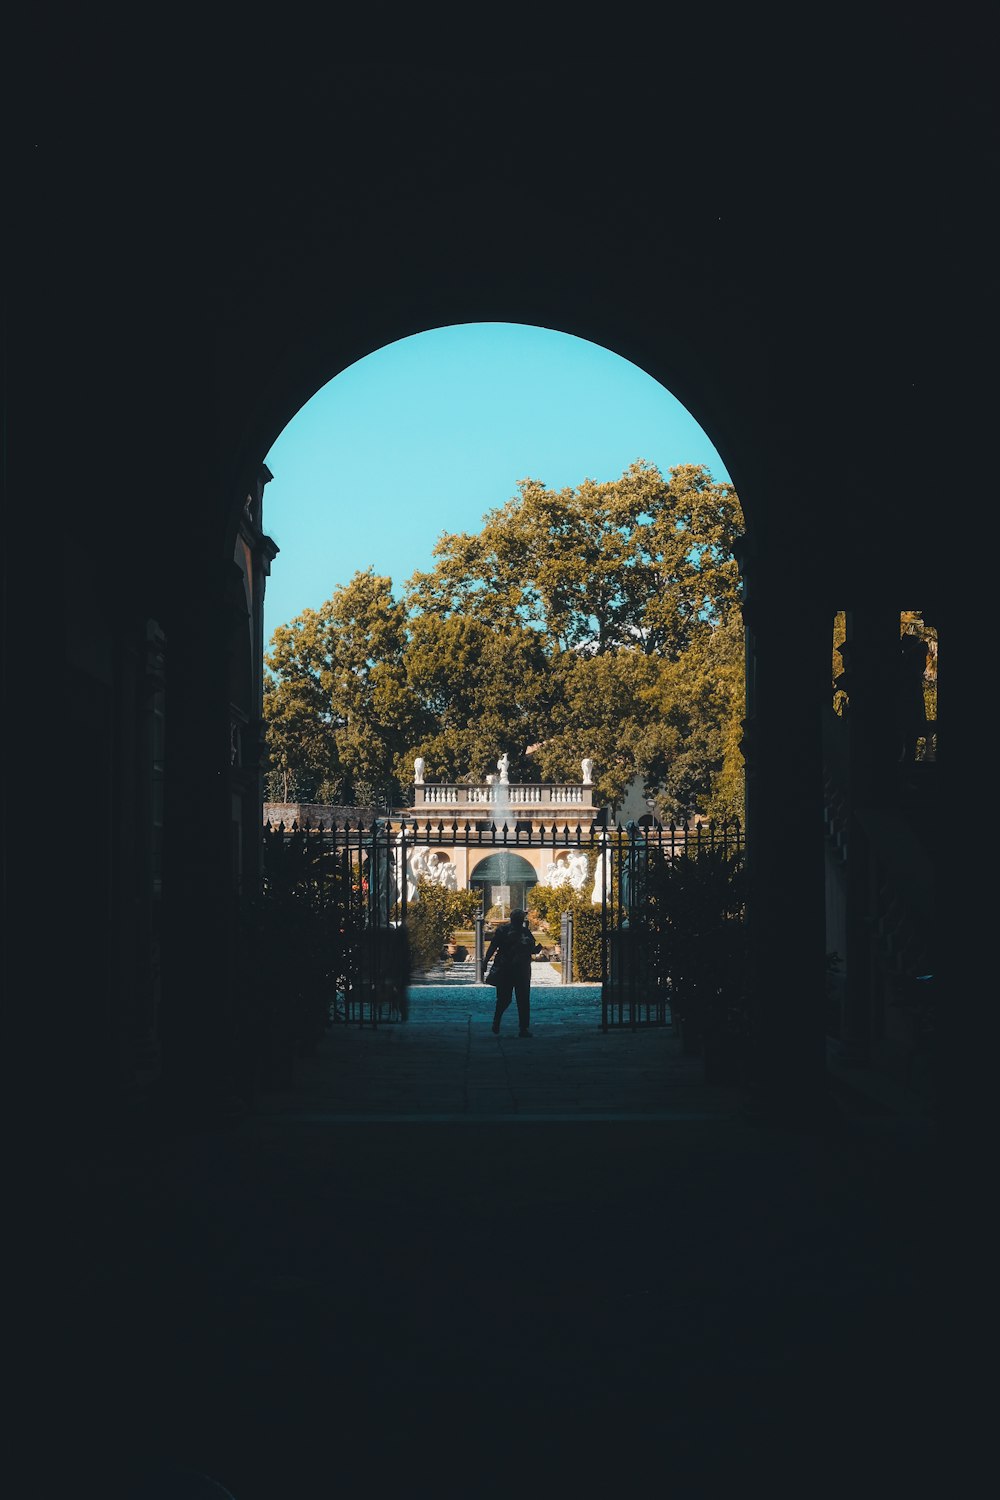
[597,820,746,1032]
[261,816,744,1030]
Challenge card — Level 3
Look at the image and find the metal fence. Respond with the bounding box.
[260,817,745,1030]
[598,821,746,1034]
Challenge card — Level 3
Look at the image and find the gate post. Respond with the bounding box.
[474,914,485,982]
[560,909,574,984]
[741,557,829,1119]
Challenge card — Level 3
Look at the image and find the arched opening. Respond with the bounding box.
[24,82,956,1499]
[470,852,539,917]
[162,284,832,1118]
[257,322,746,826]
[246,320,749,1058]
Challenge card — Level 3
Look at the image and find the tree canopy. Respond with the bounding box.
[264,462,745,823]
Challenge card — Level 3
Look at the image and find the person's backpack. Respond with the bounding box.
[484,925,514,984]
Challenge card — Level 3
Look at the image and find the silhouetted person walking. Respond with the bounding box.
[484,909,540,1036]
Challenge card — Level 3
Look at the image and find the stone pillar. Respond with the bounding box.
[113,618,167,1093]
[836,607,903,1063]
[838,607,905,802]
[561,910,574,985]
[741,564,830,1119]
[159,560,243,1114]
[246,472,278,891]
[929,600,980,1153]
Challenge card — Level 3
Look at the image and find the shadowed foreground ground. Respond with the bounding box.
[46,996,958,1498]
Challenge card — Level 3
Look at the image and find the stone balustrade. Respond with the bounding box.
[413,782,593,810]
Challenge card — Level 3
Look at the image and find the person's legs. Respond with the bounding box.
[493,980,514,1033]
[514,974,531,1035]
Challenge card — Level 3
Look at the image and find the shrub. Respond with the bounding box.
[527,882,573,929]
[528,884,603,980]
[234,884,345,1098]
[407,880,482,972]
[640,847,749,1052]
[572,903,603,981]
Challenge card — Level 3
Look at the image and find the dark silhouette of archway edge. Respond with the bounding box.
[12,150,946,1133]
[5,51,973,1172]
[231,308,758,555]
[213,224,769,565]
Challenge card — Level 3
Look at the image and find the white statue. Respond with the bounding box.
[370,832,399,910]
[497,752,510,784]
[406,846,430,896]
[542,849,589,892]
[581,757,593,785]
[407,847,457,894]
[395,832,419,904]
[414,756,425,784]
[591,846,612,905]
[427,851,457,890]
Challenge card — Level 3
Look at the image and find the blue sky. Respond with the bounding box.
[262,323,731,639]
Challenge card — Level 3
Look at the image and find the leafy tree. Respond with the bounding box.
[395,611,553,786]
[265,570,415,805]
[265,463,745,823]
[637,608,746,825]
[406,461,741,659]
[900,611,937,732]
[263,604,341,802]
[532,650,662,808]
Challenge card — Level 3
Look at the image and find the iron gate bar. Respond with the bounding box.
[262,816,743,1030]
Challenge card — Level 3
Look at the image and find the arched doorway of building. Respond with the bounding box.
[228,317,756,1077]
[161,221,837,1105]
[255,323,745,824]
[470,852,539,918]
[248,320,747,1031]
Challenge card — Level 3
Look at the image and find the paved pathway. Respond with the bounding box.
[269,985,704,1121]
[53,991,949,1499]
[407,978,604,1020]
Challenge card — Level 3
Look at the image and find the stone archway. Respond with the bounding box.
[12,58,960,1201]
[177,214,839,1114]
[470,852,539,917]
[180,284,833,1112]
[221,309,822,1090]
